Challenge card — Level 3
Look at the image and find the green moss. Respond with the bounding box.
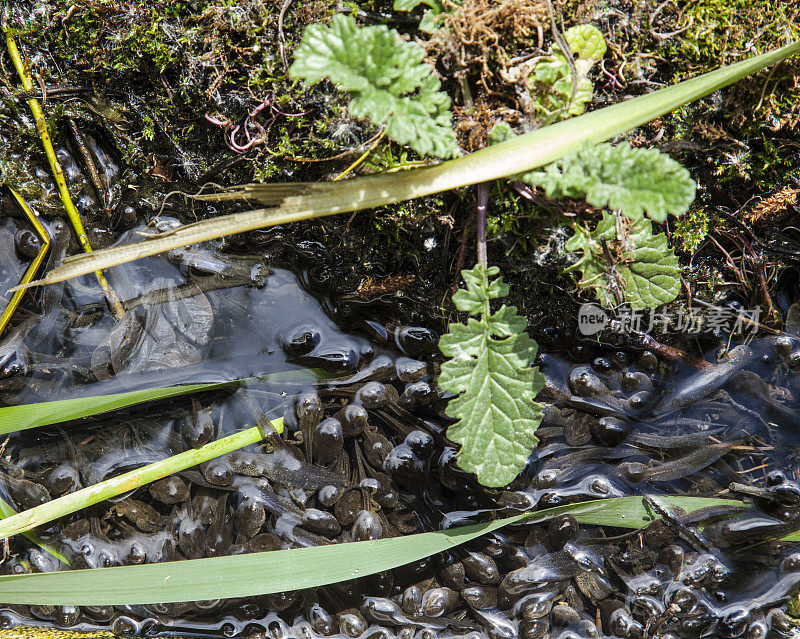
[674,0,798,68]
[671,206,710,255]
[788,589,800,618]
[666,0,800,129]
[486,184,527,238]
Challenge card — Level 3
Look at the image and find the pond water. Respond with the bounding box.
[1,205,800,639]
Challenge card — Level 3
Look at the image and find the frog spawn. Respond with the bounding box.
[4,258,800,637]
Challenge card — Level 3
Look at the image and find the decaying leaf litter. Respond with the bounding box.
[1,0,800,638]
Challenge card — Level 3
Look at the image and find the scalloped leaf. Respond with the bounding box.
[565,213,681,310]
[439,264,544,487]
[289,14,459,158]
[524,142,696,221]
[564,24,607,61]
[528,24,607,124]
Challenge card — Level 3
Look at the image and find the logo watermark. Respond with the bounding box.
[577,304,762,336]
[577,304,609,335]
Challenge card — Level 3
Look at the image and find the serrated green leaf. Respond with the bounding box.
[529,56,595,124]
[289,14,459,158]
[565,212,681,310]
[439,264,544,487]
[524,142,696,221]
[564,24,607,60]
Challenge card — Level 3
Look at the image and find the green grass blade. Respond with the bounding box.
[0,381,240,435]
[16,41,799,288]
[0,369,327,435]
[0,497,70,566]
[0,418,284,541]
[0,496,748,605]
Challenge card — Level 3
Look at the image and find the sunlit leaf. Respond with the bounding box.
[524,142,696,221]
[439,264,544,487]
[289,14,459,158]
[565,212,681,309]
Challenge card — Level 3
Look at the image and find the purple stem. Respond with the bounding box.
[204,113,230,127]
[271,105,313,118]
[476,182,489,267]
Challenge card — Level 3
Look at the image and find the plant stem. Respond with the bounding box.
[0,497,69,566]
[476,182,488,267]
[0,417,284,541]
[333,129,386,181]
[3,25,125,319]
[0,187,51,335]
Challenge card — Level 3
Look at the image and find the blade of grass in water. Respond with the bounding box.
[0,369,323,435]
[0,418,283,541]
[14,41,799,288]
[0,381,239,435]
[0,496,746,605]
[0,498,69,566]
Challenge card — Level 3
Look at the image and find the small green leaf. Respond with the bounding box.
[289,14,460,158]
[565,213,681,309]
[524,142,696,221]
[528,24,607,124]
[439,264,544,487]
[487,121,515,146]
[564,24,607,61]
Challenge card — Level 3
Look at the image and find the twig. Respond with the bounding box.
[624,330,713,370]
[648,0,693,41]
[67,117,107,211]
[755,260,776,319]
[3,25,124,319]
[452,204,477,291]
[755,61,781,111]
[709,235,749,287]
[278,0,294,71]
[476,182,489,267]
[333,129,386,181]
[0,188,51,336]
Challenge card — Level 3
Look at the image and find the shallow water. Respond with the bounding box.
[2,218,800,639]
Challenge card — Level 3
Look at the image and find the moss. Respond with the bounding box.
[13,0,341,186]
[789,588,800,618]
[673,0,798,69]
[665,0,800,129]
[671,206,710,255]
[486,183,528,238]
